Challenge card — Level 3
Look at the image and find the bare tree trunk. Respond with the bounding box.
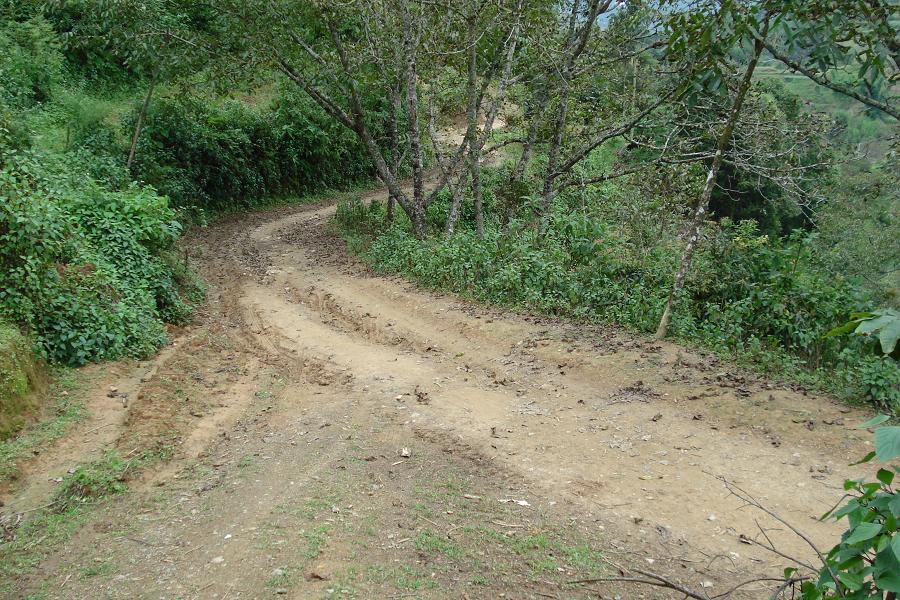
[511,89,545,182]
[462,1,483,238]
[387,81,402,223]
[401,3,426,237]
[445,171,468,237]
[655,28,768,340]
[126,77,156,171]
[502,86,547,232]
[281,20,423,235]
[539,86,568,219]
[428,94,467,238]
[538,0,606,223]
[468,0,522,238]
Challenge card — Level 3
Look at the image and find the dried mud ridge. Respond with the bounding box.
[1,190,876,599]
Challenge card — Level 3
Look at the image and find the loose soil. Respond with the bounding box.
[0,181,877,600]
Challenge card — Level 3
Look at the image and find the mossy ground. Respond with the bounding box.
[0,324,46,441]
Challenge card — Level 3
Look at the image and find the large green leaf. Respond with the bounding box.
[876,570,900,593]
[856,314,894,336]
[879,318,900,354]
[890,494,900,516]
[858,415,890,429]
[845,521,882,544]
[836,569,864,590]
[874,427,900,462]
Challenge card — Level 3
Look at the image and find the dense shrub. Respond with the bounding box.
[335,175,899,413]
[131,86,378,214]
[1,13,379,367]
[0,146,202,365]
[0,16,62,108]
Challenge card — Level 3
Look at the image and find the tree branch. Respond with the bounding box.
[755,36,898,120]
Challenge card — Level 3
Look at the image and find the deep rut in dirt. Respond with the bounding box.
[1,188,877,600]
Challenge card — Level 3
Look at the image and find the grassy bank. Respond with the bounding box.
[0,324,46,441]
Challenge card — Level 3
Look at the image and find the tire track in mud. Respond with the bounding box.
[4,189,878,600]
[218,189,876,588]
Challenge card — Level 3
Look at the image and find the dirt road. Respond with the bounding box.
[1,187,875,599]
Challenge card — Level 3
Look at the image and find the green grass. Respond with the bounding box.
[414,529,464,560]
[0,444,174,596]
[0,504,91,596]
[301,523,332,559]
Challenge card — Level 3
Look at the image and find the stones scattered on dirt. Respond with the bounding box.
[498,498,530,507]
[606,380,660,405]
[414,386,430,404]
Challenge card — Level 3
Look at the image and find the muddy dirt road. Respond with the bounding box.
[1,186,875,599]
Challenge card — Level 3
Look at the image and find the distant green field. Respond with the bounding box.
[755,62,895,157]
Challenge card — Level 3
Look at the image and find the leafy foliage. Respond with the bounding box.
[0,147,202,365]
[790,417,900,599]
[131,86,378,214]
[0,13,377,368]
[0,16,62,108]
[830,310,900,357]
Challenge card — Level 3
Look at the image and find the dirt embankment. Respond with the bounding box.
[0,324,47,441]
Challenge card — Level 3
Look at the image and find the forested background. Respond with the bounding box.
[1,0,897,414]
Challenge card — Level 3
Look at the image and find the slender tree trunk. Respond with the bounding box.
[387,82,402,223]
[401,4,425,236]
[471,153,484,237]
[512,92,544,182]
[462,3,483,238]
[469,2,522,238]
[540,84,569,219]
[502,86,547,232]
[538,0,605,224]
[281,27,419,233]
[445,171,468,237]
[126,77,156,171]
[654,29,768,340]
[427,93,467,238]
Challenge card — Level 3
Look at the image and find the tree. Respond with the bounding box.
[655,2,773,339]
[498,1,687,230]
[653,0,897,340]
[45,0,210,169]
[758,0,898,121]
[216,0,537,239]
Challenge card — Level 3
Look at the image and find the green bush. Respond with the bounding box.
[794,416,900,598]
[0,16,62,108]
[131,86,378,213]
[0,147,202,366]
